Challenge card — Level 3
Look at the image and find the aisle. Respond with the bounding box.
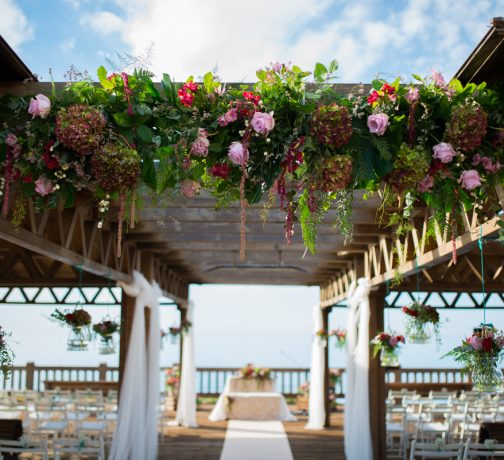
[220,420,294,460]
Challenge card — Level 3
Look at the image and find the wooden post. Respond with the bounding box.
[368,286,387,460]
[118,291,135,399]
[177,305,187,370]
[25,362,35,390]
[322,306,331,427]
[98,363,108,381]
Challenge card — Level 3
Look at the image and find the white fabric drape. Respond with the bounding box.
[109,271,160,460]
[176,302,198,427]
[344,278,373,460]
[305,304,325,430]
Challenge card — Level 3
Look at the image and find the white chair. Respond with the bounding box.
[463,439,504,458]
[53,436,105,460]
[31,401,69,438]
[409,440,463,459]
[0,438,48,460]
[417,400,454,442]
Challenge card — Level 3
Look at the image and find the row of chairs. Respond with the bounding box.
[387,389,504,459]
[410,439,504,459]
[0,436,104,459]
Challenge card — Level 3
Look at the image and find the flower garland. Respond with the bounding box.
[237,363,271,380]
[0,326,14,378]
[1,63,503,262]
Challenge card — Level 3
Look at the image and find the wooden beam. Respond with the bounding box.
[322,307,331,427]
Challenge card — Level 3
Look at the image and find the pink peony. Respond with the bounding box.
[190,130,210,158]
[34,176,54,196]
[459,170,482,190]
[5,133,18,147]
[218,108,238,127]
[389,336,398,347]
[405,87,420,103]
[251,111,275,135]
[418,175,434,192]
[28,94,51,119]
[468,335,482,350]
[432,142,457,163]
[472,153,482,166]
[180,179,200,198]
[367,113,389,136]
[228,142,249,166]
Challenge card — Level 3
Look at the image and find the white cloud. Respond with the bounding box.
[81,0,501,82]
[59,37,76,53]
[0,0,34,49]
[80,11,124,35]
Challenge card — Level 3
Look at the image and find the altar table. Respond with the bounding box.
[209,377,296,422]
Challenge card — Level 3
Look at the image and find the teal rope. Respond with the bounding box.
[478,225,487,325]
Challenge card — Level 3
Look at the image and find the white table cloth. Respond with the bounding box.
[209,377,296,422]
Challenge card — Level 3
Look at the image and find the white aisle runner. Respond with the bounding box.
[220,420,294,460]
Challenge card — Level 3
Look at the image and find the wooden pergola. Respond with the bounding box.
[1,17,503,459]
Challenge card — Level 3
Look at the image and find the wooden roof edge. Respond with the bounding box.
[453,17,504,84]
[0,35,38,82]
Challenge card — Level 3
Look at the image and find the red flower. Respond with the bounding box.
[178,89,195,107]
[402,306,418,317]
[209,163,231,179]
[381,83,396,95]
[243,91,261,106]
[183,81,199,92]
[22,175,33,183]
[367,90,380,104]
[397,335,405,343]
[65,313,75,322]
[482,337,493,352]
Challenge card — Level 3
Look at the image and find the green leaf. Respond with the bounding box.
[191,163,206,180]
[113,112,133,128]
[97,66,114,90]
[161,73,177,105]
[412,74,424,82]
[136,125,153,143]
[328,59,338,74]
[203,72,214,93]
[314,63,328,82]
[371,79,383,90]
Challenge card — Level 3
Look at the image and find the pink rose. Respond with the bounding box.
[472,154,482,166]
[433,142,457,163]
[418,175,434,192]
[28,94,51,119]
[468,335,482,350]
[389,336,398,347]
[405,87,419,104]
[228,142,249,166]
[251,111,275,135]
[190,130,210,158]
[35,176,54,196]
[218,108,238,127]
[180,179,200,198]
[367,113,389,136]
[5,133,18,147]
[459,170,482,191]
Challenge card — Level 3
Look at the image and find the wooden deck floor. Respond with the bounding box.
[158,405,344,459]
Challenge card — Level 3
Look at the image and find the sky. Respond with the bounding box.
[1,0,504,378]
[1,0,503,83]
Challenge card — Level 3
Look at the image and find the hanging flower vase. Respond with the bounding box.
[98,335,116,355]
[67,327,89,351]
[407,320,431,344]
[471,354,504,393]
[380,348,400,368]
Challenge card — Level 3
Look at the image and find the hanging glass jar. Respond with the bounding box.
[471,353,504,393]
[67,327,89,351]
[380,348,400,367]
[407,321,431,344]
[98,335,116,355]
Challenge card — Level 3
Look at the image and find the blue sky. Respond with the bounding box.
[2,0,503,82]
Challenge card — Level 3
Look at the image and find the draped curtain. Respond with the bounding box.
[344,278,373,460]
[109,271,161,460]
[305,304,325,430]
[176,302,198,427]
